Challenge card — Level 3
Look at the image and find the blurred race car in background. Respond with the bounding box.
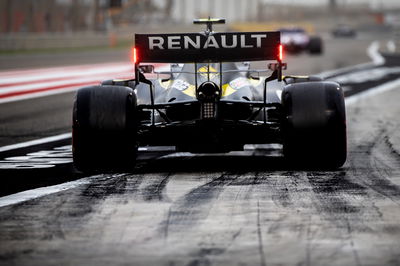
[279,27,323,54]
[331,24,357,38]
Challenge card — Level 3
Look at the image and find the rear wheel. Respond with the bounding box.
[281,81,346,168]
[72,85,138,172]
[308,36,323,54]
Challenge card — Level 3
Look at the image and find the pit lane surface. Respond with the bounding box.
[1,34,400,265]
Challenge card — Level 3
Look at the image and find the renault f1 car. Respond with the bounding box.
[72,18,346,172]
[279,27,323,54]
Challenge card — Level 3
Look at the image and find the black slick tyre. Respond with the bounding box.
[308,36,323,54]
[281,81,346,169]
[72,85,138,172]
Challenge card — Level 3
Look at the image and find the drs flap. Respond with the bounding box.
[135,32,280,63]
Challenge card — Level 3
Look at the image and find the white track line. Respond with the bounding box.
[317,61,375,79]
[317,41,384,79]
[0,62,132,77]
[0,64,132,85]
[0,86,82,104]
[367,41,385,65]
[0,133,71,153]
[0,72,132,94]
[387,40,396,53]
[0,176,99,208]
[0,174,126,208]
[0,63,166,103]
[345,77,400,106]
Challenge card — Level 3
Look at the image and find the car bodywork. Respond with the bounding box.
[133,61,284,152]
[131,21,286,153]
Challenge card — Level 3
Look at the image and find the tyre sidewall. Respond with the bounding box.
[282,81,346,168]
[73,85,137,171]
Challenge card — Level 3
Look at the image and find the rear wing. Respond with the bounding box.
[134,31,281,63]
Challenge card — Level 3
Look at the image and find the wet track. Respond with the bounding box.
[1,33,400,265]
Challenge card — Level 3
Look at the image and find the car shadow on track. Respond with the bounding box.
[136,154,285,173]
[134,148,341,174]
[0,146,343,197]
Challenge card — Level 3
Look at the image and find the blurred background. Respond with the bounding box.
[0,0,399,52]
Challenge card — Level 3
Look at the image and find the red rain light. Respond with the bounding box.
[132,47,138,64]
[279,44,283,61]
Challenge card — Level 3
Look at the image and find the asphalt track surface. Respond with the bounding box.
[1,33,400,265]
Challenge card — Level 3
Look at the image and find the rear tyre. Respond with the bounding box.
[281,81,346,169]
[308,36,323,54]
[72,85,138,172]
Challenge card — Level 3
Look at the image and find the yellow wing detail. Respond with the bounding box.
[222,83,237,97]
[182,85,196,97]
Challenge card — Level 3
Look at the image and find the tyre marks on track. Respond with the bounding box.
[156,172,259,265]
[308,171,365,215]
[161,172,238,233]
[256,200,267,266]
[141,173,171,202]
[1,118,400,265]
[306,171,366,266]
[1,154,400,264]
[350,131,400,206]
[0,174,125,255]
